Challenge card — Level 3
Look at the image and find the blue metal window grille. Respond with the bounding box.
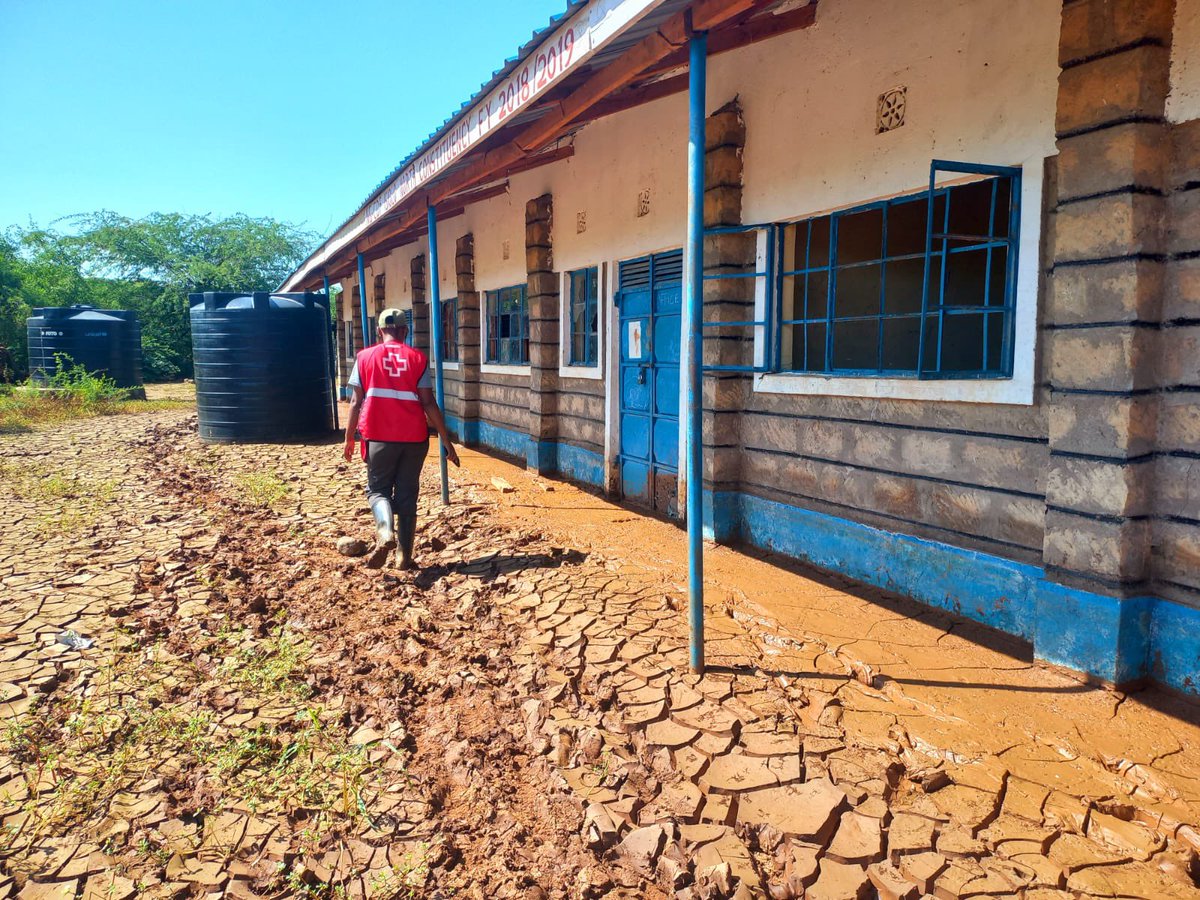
[701,224,776,373]
[404,309,414,347]
[568,266,599,366]
[777,161,1021,378]
[442,296,459,362]
[485,284,529,364]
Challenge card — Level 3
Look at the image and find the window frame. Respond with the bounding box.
[440,296,459,365]
[753,158,1036,405]
[562,265,603,377]
[917,160,1022,380]
[773,166,1020,381]
[482,283,530,369]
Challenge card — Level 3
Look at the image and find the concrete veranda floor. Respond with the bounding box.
[1,394,1199,898]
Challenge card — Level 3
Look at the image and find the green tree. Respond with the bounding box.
[4,213,315,381]
[0,235,31,381]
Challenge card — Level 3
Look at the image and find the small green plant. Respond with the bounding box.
[368,843,433,899]
[231,471,292,508]
[0,357,192,432]
[0,461,116,536]
[589,749,614,782]
[46,356,129,404]
[223,625,313,699]
[3,616,391,875]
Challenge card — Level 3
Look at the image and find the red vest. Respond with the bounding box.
[356,340,430,444]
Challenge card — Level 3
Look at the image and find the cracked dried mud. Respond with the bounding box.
[2,394,1200,898]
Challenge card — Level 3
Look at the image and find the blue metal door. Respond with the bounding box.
[618,250,683,516]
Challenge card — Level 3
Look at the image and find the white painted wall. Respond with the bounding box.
[730,0,1059,224]
[445,0,1061,270]
[446,189,528,294]
[727,0,1059,405]
[552,97,690,270]
[1170,0,1200,123]
[443,0,1060,405]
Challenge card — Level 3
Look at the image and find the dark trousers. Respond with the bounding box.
[365,439,429,517]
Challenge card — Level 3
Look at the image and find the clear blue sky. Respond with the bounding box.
[0,0,564,239]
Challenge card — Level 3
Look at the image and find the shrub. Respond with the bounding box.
[46,356,130,405]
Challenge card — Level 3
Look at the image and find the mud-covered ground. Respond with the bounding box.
[2,397,1200,899]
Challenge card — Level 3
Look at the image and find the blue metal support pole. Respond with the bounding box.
[684,31,707,674]
[427,205,450,506]
[357,251,370,348]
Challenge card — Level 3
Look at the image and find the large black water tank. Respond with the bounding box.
[26,306,144,390]
[190,291,336,443]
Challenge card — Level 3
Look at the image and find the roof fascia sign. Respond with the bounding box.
[291,0,671,289]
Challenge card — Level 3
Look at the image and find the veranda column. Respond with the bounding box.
[456,234,482,443]
[410,253,430,357]
[1039,0,1176,683]
[683,31,708,674]
[526,193,559,474]
[702,99,754,543]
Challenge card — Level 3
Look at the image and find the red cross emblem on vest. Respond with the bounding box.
[382,348,408,377]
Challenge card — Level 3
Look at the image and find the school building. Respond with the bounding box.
[282,0,1200,697]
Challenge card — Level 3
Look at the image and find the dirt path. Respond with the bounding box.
[2,405,1200,899]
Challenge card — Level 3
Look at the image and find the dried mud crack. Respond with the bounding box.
[3,409,1200,899]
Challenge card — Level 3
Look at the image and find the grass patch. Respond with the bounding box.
[2,629,395,859]
[0,461,117,537]
[221,625,314,700]
[0,363,191,433]
[231,471,292,508]
[366,846,433,899]
[2,690,213,850]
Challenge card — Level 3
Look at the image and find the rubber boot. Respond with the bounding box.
[366,499,396,569]
[397,515,418,571]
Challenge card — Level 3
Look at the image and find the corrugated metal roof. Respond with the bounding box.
[340,0,589,235]
[309,0,691,260]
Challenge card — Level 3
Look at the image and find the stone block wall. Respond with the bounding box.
[349,285,364,356]
[467,223,530,456]
[526,192,607,479]
[452,234,481,434]
[734,147,1053,563]
[1045,0,1187,610]
[701,100,756,525]
[410,253,430,358]
[373,274,386,315]
[1157,116,1200,608]
[527,194,559,473]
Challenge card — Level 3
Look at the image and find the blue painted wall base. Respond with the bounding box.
[702,490,738,543]
[1150,601,1200,695]
[445,415,604,490]
[444,414,479,446]
[556,441,606,488]
[444,419,1199,696]
[718,490,1200,697]
[528,439,558,474]
[1033,583,1151,686]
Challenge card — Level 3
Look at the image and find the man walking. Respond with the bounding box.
[343,308,459,569]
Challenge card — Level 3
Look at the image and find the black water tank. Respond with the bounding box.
[190,291,335,443]
[26,306,144,390]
